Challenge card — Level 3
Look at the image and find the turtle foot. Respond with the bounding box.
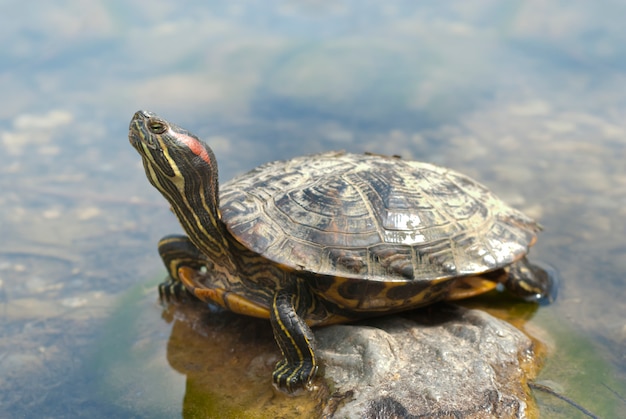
[272,359,318,393]
[505,258,559,305]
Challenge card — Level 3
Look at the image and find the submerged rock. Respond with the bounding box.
[318,305,539,418]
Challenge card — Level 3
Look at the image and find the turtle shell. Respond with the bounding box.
[219,152,539,283]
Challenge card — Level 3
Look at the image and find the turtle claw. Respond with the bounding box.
[273,359,317,393]
[158,277,197,303]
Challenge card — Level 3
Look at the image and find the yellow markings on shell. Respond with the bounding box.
[306,313,353,327]
[178,266,270,319]
[319,275,457,312]
[445,276,499,301]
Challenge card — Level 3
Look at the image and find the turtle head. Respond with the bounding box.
[130,110,239,278]
[129,110,224,241]
[129,110,218,193]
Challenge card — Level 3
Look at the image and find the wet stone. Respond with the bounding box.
[318,305,539,419]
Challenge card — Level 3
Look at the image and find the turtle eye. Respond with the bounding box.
[148,118,168,134]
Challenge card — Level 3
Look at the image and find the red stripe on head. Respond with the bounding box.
[177,133,212,166]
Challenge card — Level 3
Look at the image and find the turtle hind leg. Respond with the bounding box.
[270,283,318,392]
[157,234,206,303]
[504,257,559,304]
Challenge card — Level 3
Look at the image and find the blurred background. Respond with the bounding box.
[1,1,624,417]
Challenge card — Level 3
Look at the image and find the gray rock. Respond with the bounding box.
[317,305,538,418]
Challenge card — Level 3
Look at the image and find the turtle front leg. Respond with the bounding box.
[270,285,318,392]
[503,256,558,303]
[157,234,207,303]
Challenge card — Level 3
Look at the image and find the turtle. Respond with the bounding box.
[128,110,554,392]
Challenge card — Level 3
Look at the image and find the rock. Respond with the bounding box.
[159,302,541,418]
[318,304,539,418]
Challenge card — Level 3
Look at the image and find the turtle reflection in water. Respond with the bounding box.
[128,110,554,392]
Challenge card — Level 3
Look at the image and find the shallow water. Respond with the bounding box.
[1,1,625,417]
